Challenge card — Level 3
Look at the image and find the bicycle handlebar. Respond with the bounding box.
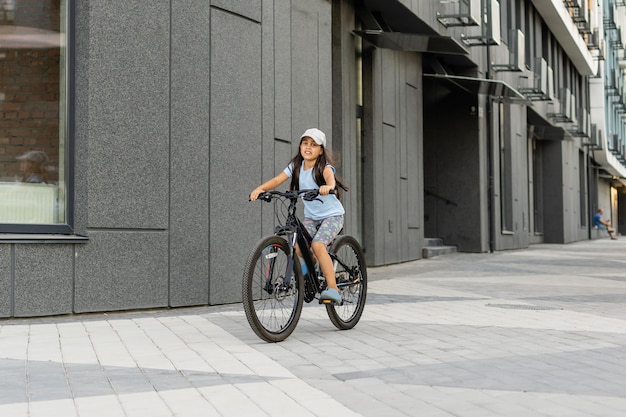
[252,189,335,203]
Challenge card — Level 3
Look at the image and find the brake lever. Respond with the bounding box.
[302,191,319,201]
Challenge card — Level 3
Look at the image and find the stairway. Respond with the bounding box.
[422,238,457,259]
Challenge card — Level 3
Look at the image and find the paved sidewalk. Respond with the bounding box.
[1,238,626,416]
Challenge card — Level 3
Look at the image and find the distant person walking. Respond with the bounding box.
[594,208,617,240]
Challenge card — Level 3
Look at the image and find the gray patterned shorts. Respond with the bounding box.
[303,215,344,246]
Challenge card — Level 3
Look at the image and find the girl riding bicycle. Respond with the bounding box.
[250,128,348,303]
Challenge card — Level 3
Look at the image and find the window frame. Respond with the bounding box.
[0,0,76,236]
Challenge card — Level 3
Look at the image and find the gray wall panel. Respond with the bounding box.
[211,0,261,22]
[363,48,386,265]
[14,245,73,317]
[74,231,168,312]
[209,9,262,304]
[381,49,396,127]
[274,3,292,141]
[85,2,169,229]
[382,123,399,264]
[276,140,293,174]
[317,2,333,131]
[333,1,364,240]
[0,246,11,317]
[292,2,323,136]
[495,103,530,250]
[73,1,91,235]
[169,1,212,306]
[260,1,277,231]
[364,49,424,265]
[405,63,422,259]
[406,82,421,230]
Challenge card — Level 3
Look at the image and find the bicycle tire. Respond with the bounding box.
[242,236,304,342]
[325,235,367,330]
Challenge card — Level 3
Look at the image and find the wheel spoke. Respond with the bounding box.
[325,236,367,330]
[242,237,304,342]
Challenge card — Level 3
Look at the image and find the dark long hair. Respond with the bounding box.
[289,140,349,197]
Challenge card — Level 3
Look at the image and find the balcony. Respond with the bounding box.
[530,0,595,75]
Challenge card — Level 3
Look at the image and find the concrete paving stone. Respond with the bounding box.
[117,391,172,417]
[27,365,71,402]
[29,399,78,417]
[75,395,125,417]
[2,240,626,416]
[231,351,295,378]
[64,364,113,398]
[547,395,619,417]
[158,388,221,417]
[0,403,28,417]
[197,384,268,417]
[307,379,407,417]
[236,381,316,417]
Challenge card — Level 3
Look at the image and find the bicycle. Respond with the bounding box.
[242,189,367,342]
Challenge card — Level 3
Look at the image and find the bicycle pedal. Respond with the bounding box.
[319,298,343,306]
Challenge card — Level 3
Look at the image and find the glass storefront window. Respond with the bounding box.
[0,0,68,226]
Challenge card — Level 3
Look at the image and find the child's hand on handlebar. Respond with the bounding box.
[319,185,334,195]
[250,188,264,201]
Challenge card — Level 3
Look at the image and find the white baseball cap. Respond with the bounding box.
[300,128,326,147]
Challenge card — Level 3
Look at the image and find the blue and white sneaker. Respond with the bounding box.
[320,288,342,304]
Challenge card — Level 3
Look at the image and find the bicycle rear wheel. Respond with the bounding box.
[242,236,304,342]
[325,235,367,330]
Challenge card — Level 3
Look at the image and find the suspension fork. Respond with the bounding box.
[281,230,298,286]
[263,244,280,293]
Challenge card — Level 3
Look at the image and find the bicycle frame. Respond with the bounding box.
[272,192,357,298]
[273,195,321,291]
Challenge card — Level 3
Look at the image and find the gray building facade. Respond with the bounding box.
[2,0,624,318]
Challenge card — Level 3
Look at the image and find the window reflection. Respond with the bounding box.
[0,0,66,225]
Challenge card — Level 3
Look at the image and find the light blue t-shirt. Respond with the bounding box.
[283,163,345,220]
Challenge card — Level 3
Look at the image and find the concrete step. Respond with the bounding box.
[422,238,457,259]
[424,237,443,247]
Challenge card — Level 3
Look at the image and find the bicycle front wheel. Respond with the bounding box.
[242,236,304,342]
[326,235,367,330]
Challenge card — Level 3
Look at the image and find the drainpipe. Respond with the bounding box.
[586,146,592,240]
[486,37,495,253]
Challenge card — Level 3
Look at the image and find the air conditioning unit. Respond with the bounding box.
[568,91,577,124]
[546,65,555,100]
[461,0,500,46]
[619,49,626,69]
[586,123,599,147]
[581,108,589,137]
[548,88,576,123]
[589,124,604,149]
[518,57,554,100]
[590,28,600,48]
[609,134,620,152]
[598,38,606,60]
[613,28,624,49]
[437,0,481,27]
[569,108,590,137]
[468,0,481,24]
[488,0,501,45]
[492,29,524,71]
